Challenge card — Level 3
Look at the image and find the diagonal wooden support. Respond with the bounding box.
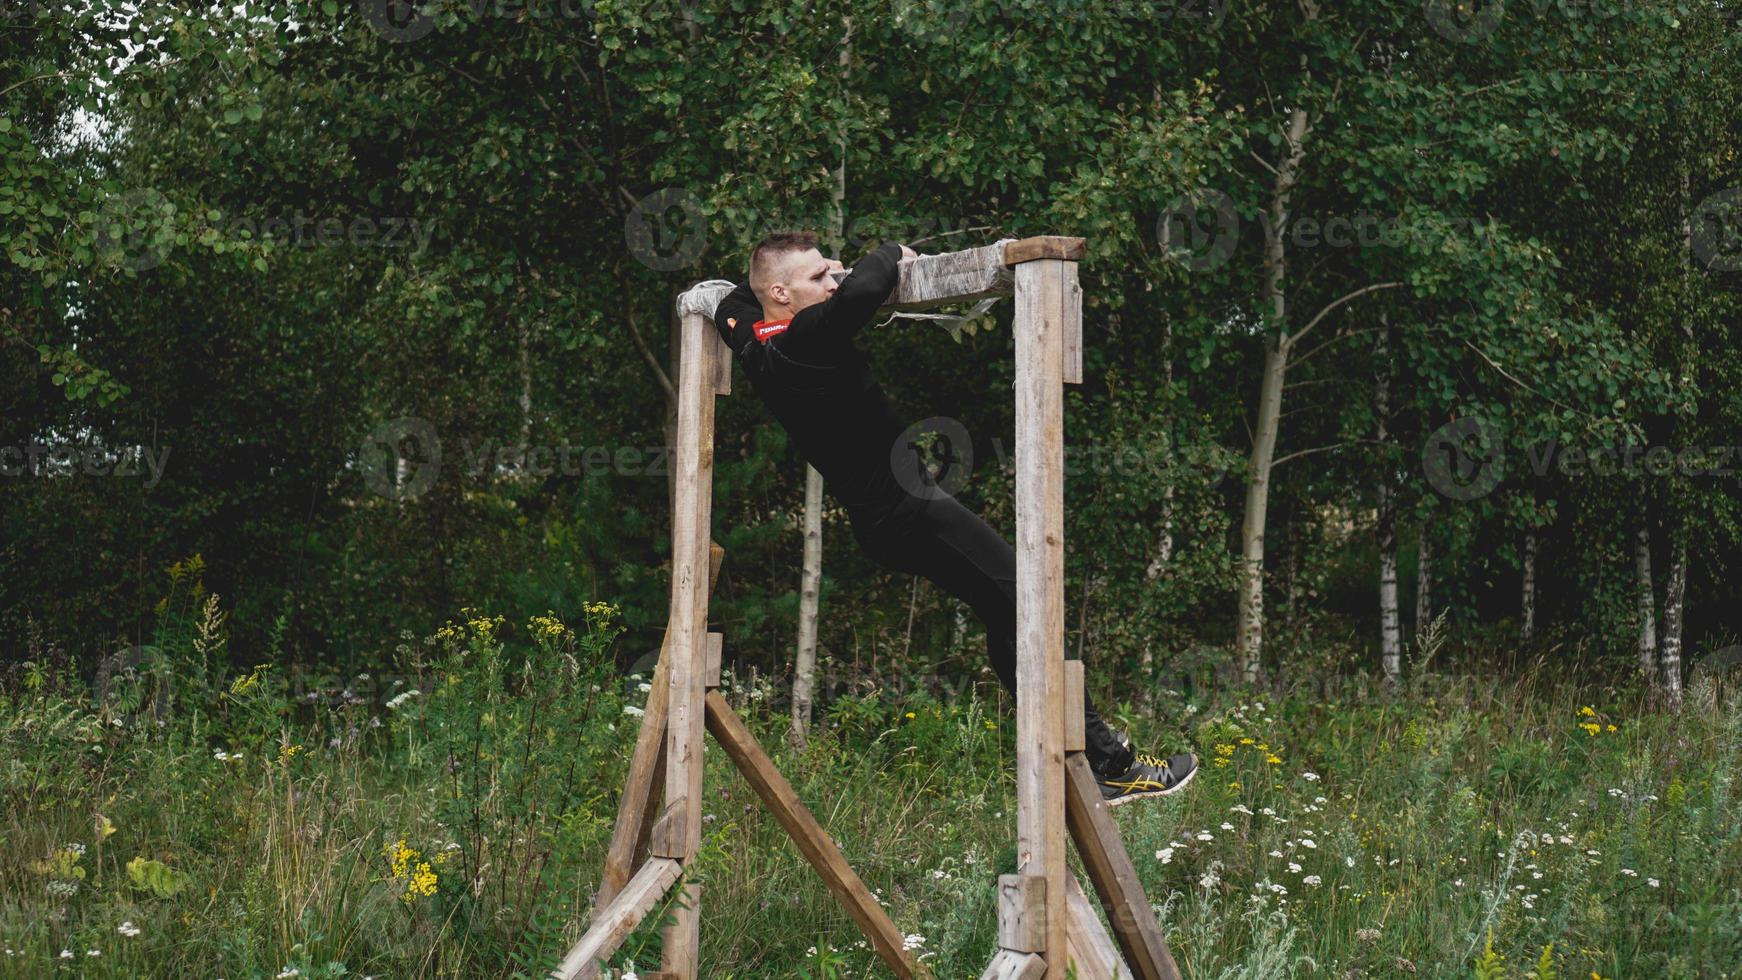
[595,541,726,912]
[1066,875,1131,980]
[1064,754,1181,980]
[704,690,931,979]
[553,856,684,980]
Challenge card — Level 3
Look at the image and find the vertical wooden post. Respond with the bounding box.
[1011,255,1076,977]
[658,311,721,978]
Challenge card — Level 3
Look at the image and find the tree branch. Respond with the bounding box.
[1288,282,1402,347]
[1272,438,1391,469]
[1462,338,1590,420]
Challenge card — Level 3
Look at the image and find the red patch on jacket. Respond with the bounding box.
[752,318,791,344]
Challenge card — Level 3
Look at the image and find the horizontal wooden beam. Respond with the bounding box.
[674,235,1087,321]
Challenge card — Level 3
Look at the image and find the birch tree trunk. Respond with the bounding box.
[1235,103,1309,683]
[1375,324,1401,685]
[791,464,824,745]
[791,14,852,746]
[1520,531,1537,644]
[1661,536,1687,710]
[1635,525,1658,683]
[1415,522,1433,637]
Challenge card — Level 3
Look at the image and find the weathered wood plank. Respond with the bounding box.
[595,543,725,911]
[1013,258,1071,977]
[1064,754,1181,980]
[552,857,683,980]
[998,874,1049,953]
[1066,875,1132,980]
[649,797,688,860]
[1003,236,1087,265]
[980,949,1047,980]
[1063,660,1085,753]
[659,310,720,979]
[703,690,931,979]
[703,632,723,689]
[676,238,1030,321]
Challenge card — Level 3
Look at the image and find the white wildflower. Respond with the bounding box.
[1302,875,1321,886]
[1302,771,1320,781]
[117,921,141,937]
[623,705,645,717]
[1195,831,1214,842]
[1156,847,1175,864]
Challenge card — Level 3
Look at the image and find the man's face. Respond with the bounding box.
[772,248,837,314]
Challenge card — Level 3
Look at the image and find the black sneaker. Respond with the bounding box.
[1096,751,1198,806]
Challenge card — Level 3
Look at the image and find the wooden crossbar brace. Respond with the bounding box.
[562,235,1179,979]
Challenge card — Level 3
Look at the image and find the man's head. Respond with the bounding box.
[750,231,836,320]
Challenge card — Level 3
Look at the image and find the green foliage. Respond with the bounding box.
[125,856,191,898]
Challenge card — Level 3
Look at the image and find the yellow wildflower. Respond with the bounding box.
[1580,706,1596,717]
[1238,737,1255,745]
[529,612,570,640]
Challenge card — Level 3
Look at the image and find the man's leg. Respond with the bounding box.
[851,493,1135,776]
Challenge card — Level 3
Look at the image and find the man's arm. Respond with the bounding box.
[712,281,761,353]
[778,242,906,361]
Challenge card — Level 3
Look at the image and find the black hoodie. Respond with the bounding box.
[711,242,915,512]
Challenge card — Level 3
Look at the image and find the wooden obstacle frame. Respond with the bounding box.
[554,236,1182,980]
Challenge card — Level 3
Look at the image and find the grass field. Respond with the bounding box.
[3,605,1738,978]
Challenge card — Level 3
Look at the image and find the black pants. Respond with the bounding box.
[848,490,1135,777]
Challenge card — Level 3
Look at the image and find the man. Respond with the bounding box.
[712,232,1197,805]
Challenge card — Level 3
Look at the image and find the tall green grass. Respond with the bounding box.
[3,590,1738,977]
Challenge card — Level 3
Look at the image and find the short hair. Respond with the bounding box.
[749,230,820,303]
